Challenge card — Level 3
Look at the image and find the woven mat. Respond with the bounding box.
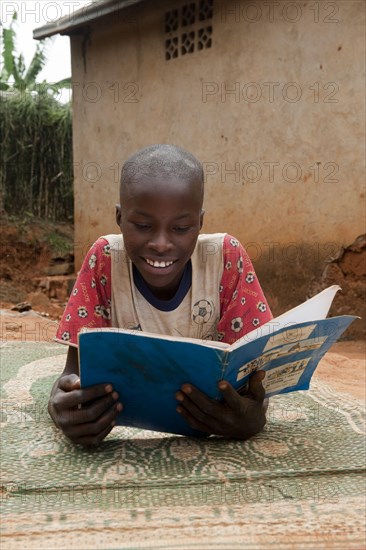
[1,341,365,549]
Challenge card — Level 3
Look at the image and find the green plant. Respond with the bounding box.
[0,12,71,96]
[0,91,73,221]
[47,230,72,255]
[0,12,74,221]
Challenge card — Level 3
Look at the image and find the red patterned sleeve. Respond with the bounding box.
[217,234,273,344]
[55,238,112,347]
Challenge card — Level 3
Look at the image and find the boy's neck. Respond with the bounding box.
[132,261,191,302]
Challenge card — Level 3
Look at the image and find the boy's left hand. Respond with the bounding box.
[175,371,267,439]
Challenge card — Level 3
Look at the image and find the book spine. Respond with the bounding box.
[217,350,230,399]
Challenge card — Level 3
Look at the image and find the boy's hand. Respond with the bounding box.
[175,371,267,439]
[49,374,123,447]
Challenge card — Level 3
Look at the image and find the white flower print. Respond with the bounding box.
[100,275,107,287]
[91,278,96,289]
[231,317,243,332]
[65,313,71,322]
[245,271,255,284]
[237,257,243,274]
[230,238,239,247]
[72,287,78,296]
[103,244,111,256]
[217,331,225,341]
[102,307,111,320]
[257,301,267,313]
[94,305,102,316]
[61,331,70,341]
[78,306,88,318]
[88,254,97,269]
[232,289,238,301]
[219,284,223,293]
[241,296,246,305]
[225,261,232,270]
[252,318,260,327]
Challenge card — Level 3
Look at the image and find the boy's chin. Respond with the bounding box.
[136,260,186,297]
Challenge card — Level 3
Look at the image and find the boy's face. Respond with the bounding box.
[116,176,204,300]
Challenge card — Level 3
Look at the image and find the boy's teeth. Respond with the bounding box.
[146,258,173,268]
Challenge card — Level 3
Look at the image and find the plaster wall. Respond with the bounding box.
[70,0,365,320]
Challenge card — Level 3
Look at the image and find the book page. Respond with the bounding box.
[261,358,312,393]
[230,285,341,350]
[236,335,327,382]
[226,314,357,400]
[267,285,341,325]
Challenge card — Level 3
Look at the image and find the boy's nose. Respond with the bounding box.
[148,231,173,253]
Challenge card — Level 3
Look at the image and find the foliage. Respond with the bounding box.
[0,92,73,221]
[0,12,71,95]
[0,11,73,221]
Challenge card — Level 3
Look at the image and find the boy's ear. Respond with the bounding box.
[199,208,205,230]
[115,204,122,227]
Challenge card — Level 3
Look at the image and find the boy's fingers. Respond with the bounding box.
[54,382,114,410]
[218,381,242,410]
[58,374,81,391]
[247,371,266,402]
[62,396,122,426]
[75,423,116,447]
[176,405,212,434]
[63,402,119,441]
[180,385,221,420]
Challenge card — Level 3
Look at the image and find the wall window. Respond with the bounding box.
[165,0,213,60]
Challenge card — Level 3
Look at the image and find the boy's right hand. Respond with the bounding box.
[48,374,123,447]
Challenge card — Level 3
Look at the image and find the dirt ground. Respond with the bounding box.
[0,217,74,318]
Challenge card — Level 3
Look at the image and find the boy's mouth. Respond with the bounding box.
[143,258,176,269]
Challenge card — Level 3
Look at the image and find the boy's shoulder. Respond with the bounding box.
[197,232,226,244]
[191,233,227,267]
[100,234,123,247]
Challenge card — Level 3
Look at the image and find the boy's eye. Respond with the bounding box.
[173,226,190,233]
[134,223,151,230]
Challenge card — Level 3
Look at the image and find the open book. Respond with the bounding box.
[78,286,357,436]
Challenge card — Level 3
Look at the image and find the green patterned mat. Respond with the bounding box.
[1,341,365,549]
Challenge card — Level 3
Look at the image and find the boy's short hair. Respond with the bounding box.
[120,144,204,204]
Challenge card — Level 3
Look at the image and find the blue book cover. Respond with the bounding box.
[78,286,358,436]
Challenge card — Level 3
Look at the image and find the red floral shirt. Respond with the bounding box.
[56,234,272,346]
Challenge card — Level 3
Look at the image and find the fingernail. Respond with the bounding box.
[175,392,184,402]
[176,406,183,413]
[219,382,227,390]
[116,402,123,412]
[105,384,113,393]
[112,391,119,400]
[182,385,191,394]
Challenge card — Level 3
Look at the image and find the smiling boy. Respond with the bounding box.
[49,144,273,446]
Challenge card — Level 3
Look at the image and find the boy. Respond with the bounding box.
[49,144,272,446]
